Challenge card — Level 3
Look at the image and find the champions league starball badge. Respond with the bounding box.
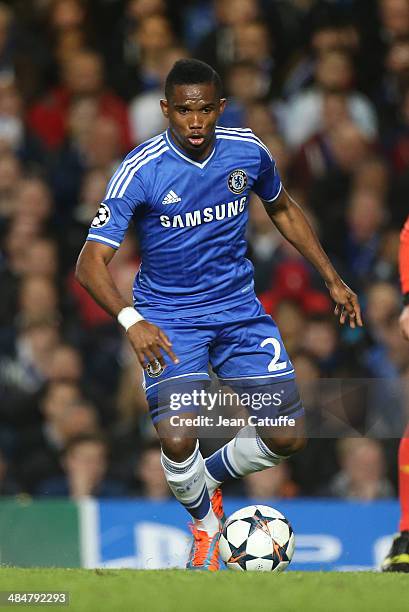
[228,169,248,194]
[91,203,111,228]
[146,359,164,378]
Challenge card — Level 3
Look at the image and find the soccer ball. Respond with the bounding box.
[219,505,295,572]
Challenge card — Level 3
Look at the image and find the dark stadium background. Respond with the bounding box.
[0,0,408,510]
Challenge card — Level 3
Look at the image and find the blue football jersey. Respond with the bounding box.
[86,126,282,317]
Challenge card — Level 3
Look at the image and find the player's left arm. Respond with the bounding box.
[264,188,363,328]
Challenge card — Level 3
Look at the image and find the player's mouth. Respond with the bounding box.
[187,135,206,147]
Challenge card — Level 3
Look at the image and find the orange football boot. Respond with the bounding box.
[186,524,220,571]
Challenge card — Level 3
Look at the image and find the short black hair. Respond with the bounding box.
[165,58,222,100]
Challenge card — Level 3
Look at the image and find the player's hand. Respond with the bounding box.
[399,305,409,341]
[126,320,179,370]
[326,278,363,328]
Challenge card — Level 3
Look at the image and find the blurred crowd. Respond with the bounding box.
[1,0,409,501]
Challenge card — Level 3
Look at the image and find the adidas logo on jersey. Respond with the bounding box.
[162,190,181,205]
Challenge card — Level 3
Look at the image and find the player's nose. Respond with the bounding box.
[189,112,204,129]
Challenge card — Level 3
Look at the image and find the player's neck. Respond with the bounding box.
[167,129,215,162]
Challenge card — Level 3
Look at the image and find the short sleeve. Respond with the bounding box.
[86,159,146,249]
[252,145,282,204]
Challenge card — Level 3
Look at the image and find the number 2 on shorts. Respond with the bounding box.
[260,337,288,372]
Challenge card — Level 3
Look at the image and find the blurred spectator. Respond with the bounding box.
[16,387,102,493]
[108,0,171,97]
[45,0,97,61]
[379,0,409,42]
[377,37,409,124]
[274,300,307,357]
[47,343,83,383]
[284,49,378,149]
[360,285,409,429]
[308,122,375,252]
[134,15,176,91]
[291,92,367,191]
[12,177,54,232]
[194,0,261,78]
[244,103,278,140]
[302,315,365,378]
[36,433,128,498]
[18,275,59,323]
[21,237,59,279]
[220,61,270,127]
[128,46,189,144]
[352,156,389,198]
[0,315,61,395]
[51,103,122,215]
[244,463,299,499]
[233,20,275,92]
[27,49,131,151]
[343,189,387,286]
[0,3,50,102]
[366,281,401,333]
[132,441,170,499]
[322,438,394,499]
[281,11,366,98]
[0,77,46,170]
[111,10,177,100]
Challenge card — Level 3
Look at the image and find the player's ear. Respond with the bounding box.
[160,99,169,118]
[219,98,227,114]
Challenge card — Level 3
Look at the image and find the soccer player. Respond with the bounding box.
[382,216,409,573]
[76,59,362,570]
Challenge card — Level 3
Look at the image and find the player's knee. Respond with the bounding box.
[161,436,197,462]
[265,435,307,457]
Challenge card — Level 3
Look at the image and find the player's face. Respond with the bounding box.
[160,83,226,160]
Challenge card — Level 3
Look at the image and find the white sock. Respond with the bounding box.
[161,441,219,534]
[205,425,284,497]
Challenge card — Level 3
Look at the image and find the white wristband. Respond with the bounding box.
[117,306,144,331]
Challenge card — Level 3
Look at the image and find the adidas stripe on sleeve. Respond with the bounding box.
[86,137,168,249]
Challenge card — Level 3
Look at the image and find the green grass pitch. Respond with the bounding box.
[0,569,408,612]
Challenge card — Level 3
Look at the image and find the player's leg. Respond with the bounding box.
[204,381,306,498]
[155,411,219,536]
[205,300,306,497]
[152,398,220,571]
[143,322,220,570]
[382,425,409,572]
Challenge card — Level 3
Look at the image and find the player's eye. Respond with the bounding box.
[178,108,189,114]
[202,108,212,113]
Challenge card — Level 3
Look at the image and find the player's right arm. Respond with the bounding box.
[399,216,409,340]
[76,241,178,369]
[76,141,178,369]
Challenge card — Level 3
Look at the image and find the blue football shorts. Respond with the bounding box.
[141,299,304,424]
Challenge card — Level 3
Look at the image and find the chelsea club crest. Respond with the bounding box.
[228,169,248,194]
[146,359,164,378]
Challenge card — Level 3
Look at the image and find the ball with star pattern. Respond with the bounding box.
[219,505,295,572]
